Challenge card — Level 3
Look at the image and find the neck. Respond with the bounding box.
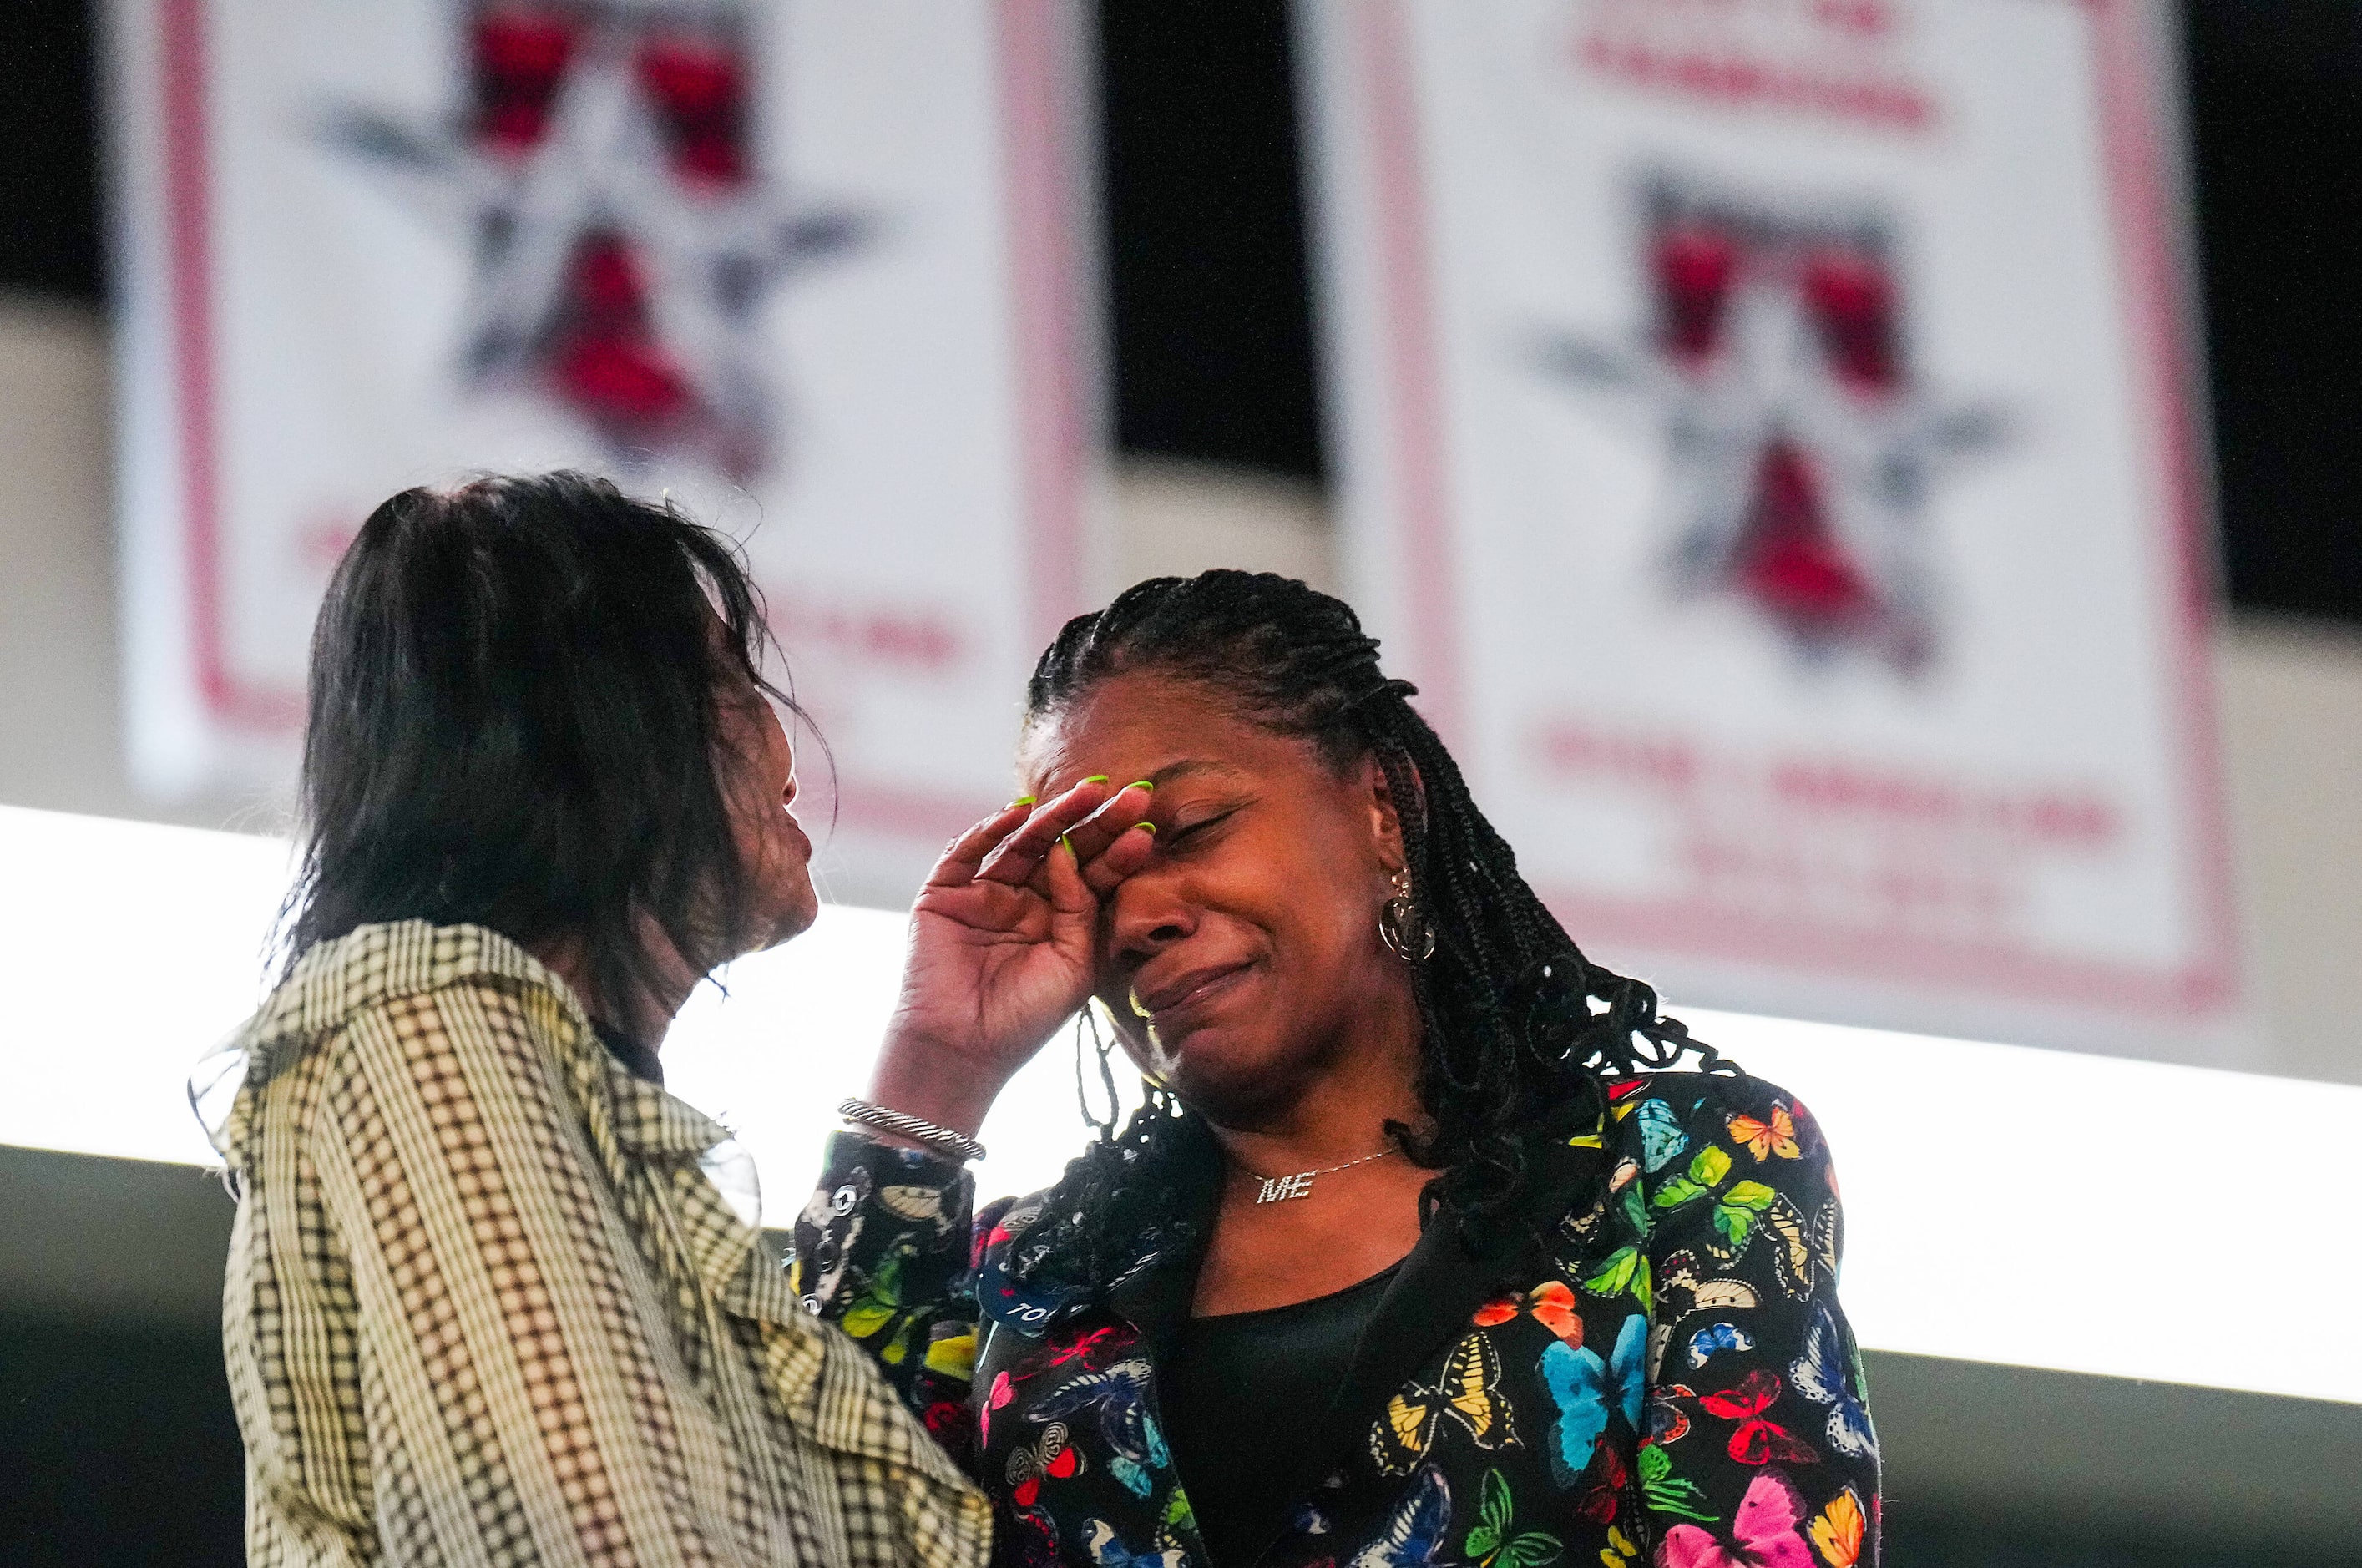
[531,929,701,1049]
[1202,974,1428,1181]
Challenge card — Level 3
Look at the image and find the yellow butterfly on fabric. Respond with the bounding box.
[1808,1486,1868,1567]
[1763,1195,1842,1302]
[1727,1104,1802,1161]
[1368,1332,1520,1476]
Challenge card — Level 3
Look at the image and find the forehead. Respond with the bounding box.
[1019,670,1318,793]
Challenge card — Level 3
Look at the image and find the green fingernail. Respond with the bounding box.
[1009,795,1036,808]
[1082,775,1110,785]
[1136,822,1156,836]
[1060,833,1076,855]
[1126,779,1154,793]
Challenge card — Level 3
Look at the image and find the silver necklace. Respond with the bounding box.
[1240,1145,1404,1204]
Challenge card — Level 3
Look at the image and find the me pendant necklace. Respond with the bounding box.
[1239,1145,1403,1204]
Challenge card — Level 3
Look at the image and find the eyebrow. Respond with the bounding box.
[1145,759,1241,789]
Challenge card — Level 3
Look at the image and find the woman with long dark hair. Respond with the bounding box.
[208,473,985,1567]
[802,571,1879,1568]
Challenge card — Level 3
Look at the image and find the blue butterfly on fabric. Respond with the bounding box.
[1081,1520,1185,1568]
[1033,1358,1173,1470]
[1346,1464,1453,1568]
[1687,1320,1755,1368]
[1634,1097,1691,1173]
[1790,1302,1879,1460]
[1540,1313,1647,1485]
[1106,1455,1155,1499]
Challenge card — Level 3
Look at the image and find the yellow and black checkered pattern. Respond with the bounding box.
[215,919,988,1567]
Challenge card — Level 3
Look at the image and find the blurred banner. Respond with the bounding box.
[1298,0,2245,1058]
[104,0,1097,903]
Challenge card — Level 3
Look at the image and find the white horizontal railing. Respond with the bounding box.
[3,802,2354,1406]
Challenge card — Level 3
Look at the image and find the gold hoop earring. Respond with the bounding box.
[1378,866,1436,962]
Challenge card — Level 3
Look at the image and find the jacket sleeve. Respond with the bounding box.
[792,1130,986,1469]
[287,979,788,1567]
[1631,1074,1881,1566]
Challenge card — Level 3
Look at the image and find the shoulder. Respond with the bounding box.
[1604,1070,1832,1166]
[221,923,590,1156]
[240,919,585,1065]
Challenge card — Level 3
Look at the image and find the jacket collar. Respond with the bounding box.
[1093,1092,1612,1351]
[1085,1091,1614,1531]
[1105,1196,1215,1363]
[216,919,734,1159]
[1274,1094,1611,1520]
[236,918,567,1054]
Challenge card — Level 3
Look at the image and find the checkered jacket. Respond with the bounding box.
[213,919,989,1568]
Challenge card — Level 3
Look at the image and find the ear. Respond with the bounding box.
[1361,752,1424,876]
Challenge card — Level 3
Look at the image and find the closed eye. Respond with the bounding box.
[1164,810,1233,845]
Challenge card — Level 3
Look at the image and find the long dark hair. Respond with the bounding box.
[279,471,806,1024]
[1021,570,1727,1276]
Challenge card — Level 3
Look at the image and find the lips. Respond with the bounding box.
[1133,959,1255,1033]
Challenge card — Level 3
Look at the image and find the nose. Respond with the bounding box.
[770,707,800,807]
[1105,867,1197,970]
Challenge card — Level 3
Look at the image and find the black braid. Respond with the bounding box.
[1018,570,1732,1284]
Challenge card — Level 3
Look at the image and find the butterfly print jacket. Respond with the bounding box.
[792,1072,1880,1568]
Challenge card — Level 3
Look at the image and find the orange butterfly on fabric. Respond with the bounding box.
[1473,1280,1585,1343]
[1808,1486,1868,1567]
[1727,1104,1801,1161]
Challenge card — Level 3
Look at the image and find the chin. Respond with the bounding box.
[1160,1032,1302,1124]
[774,888,821,945]
[751,866,821,950]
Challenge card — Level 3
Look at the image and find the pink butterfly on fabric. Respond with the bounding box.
[1657,1472,1815,1568]
[980,1371,1015,1445]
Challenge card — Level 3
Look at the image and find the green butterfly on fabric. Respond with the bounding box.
[1649,1145,1779,1256]
[1578,1246,1652,1313]
[840,1240,940,1364]
[1636,1444,1717,1525]
[1464,1469,1564,1568]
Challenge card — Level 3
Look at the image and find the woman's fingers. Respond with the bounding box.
[1080,821,1156,897]
[1060,781,1154,866]
[1039,820,1096,920]
[974,777,1117,885]
[924,799,1038,890]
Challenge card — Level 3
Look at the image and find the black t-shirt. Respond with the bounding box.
[1158,1263,1402,1567]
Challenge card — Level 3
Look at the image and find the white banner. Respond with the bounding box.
[106,0,1099,904]
[1299,0,2246,1058]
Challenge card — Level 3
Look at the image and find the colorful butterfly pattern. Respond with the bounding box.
[1370,1333,1522,1476]
[1699,1372,1821,1467]
[1464,1467,1565,1568]
[1539,1313,1647,1485]
[794,1071,1878,1567]
[1348,1465,1455,1568]
[1688,1322,1756,1369]
[1474,1280,1586,1343]
[1660,1471,1817,1568]
[1789,1306,1879,1462]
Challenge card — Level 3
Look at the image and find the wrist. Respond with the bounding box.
[865,1032,1011,1141]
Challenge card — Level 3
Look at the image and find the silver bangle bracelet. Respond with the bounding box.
[837,1098,988,1163]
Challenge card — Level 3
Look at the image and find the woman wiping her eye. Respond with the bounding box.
[804,570,1880,1568]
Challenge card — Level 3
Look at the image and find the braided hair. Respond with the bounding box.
[1017,570,1728,1284]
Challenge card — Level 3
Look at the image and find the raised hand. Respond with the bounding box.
[867,778,1155,1138]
